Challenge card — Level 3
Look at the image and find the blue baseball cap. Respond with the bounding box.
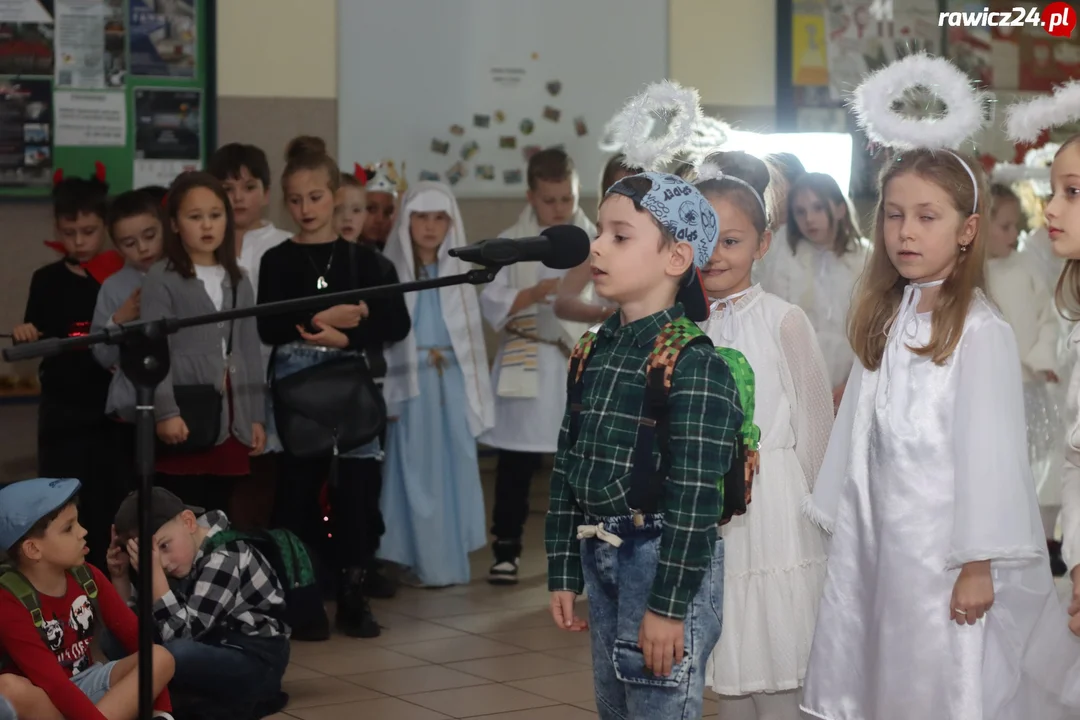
[0,478,81,552]
[607,172,719,322]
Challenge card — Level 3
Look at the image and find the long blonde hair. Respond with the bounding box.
[848,149,988,370]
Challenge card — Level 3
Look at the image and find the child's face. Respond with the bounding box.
[363,191,396,243]
[701,195,770,298]
[151,512,200,578]
[528,177,577,228]
[112,212,164,272]
[987,199,1020,259]
[792,188,842,248]
[20,503,88,569]
[285,169,335,235]
[334,185,368,242]
[173,186,228,260]
[221,166,268,231]
[1046,143,1080,259]
[56,212,107,263]
[409,211,451,255]
[592,195,690,309]
[882,172,977,284]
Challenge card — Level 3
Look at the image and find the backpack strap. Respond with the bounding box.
[712,346,761,524]
[628,317,713,514]
[565,328,599,450]
[0,565,47,671]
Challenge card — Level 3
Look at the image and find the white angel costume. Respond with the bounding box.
[802,286,1066,720]
[759,237,870,388]
[700,285,833,695]
[987,250,1067,518]
[379,183,495,586]
[478,205,596,453]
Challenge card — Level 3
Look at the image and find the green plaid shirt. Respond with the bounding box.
[545,304,743,619]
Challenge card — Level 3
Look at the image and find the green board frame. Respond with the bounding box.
[0,0,217,200]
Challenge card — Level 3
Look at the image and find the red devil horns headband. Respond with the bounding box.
[353,163,372,184]
[52,162,107,187]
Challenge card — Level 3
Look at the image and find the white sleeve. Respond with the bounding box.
[949,318,1045,568]
[804,360,863,532]
[779,306,834,490]
[1061,351,1080,571]
[478,269,521,332]
[1024,272,1061,374]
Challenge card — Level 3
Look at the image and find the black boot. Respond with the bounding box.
[1050,540,1068,577]
[337,567,381,638]
[488,539,521,585]
[362,559,398,599]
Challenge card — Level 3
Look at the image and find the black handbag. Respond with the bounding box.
[270,243,387,458]
[163,285,236,453]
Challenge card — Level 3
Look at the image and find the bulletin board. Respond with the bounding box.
[0,0,216,199]
[336,0,668,198]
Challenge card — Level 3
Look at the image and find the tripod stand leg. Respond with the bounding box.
[119,326,170,720]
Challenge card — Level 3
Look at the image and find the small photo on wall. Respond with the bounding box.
[447,161,466,185]
[431,138,450,155]
[503,168,523,184]
[473,113,491,128]
[475,164,495,180]
[419,170,440,182]
[543,106,561,122]
[461,140,480,161]
[499,136,517,149]
[523,145,542,161]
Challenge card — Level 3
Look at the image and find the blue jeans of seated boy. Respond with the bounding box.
[101,629,289,712]
[580,513,723,720]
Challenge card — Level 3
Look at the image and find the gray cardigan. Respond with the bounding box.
[140,260,265,447]
[90,264,144,422]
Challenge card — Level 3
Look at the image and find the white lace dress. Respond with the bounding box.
[700,285,834,694]
[759,238,870,389]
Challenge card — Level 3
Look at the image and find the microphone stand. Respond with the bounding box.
[2,266,500,720]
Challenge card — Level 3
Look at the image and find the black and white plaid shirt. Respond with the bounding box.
[151,511,288,642]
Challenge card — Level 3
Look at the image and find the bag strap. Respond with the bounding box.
[714,346,761,450]
[565,330,598,449]
[0,565,48,666]
[627,317,712,513]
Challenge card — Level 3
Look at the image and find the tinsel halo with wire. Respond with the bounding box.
[850,53,990,151]
[1006,80,1080,144]
[600,80,702,171]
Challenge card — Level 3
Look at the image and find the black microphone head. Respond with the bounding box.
[539,225,591,269]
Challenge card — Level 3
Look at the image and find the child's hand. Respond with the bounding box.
[250,422,266,455]
[12,323,41,344]
[950,560,994,625]
[106,526,130,579]
[550,591,588,632]
[298,320,349,349]
[157,416,189,445]
[531,278,560,305]
[314,303,366,330]
[1043,370,1061,383]
[638,610,684,677]
[112,288,141,325]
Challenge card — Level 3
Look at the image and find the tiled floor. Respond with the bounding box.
[264,456,720,719]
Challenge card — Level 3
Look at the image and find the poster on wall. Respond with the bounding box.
[0,78,52,186]
[129,0,195,78]
[55,89,124,145]
[793,11,830,86]
[103,0,124,85]
[133,87,199,186]
[0,0,54,75]
[54,0,105,88]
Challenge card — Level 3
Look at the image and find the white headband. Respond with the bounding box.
[943,150,979,214]
[694,163,768,218]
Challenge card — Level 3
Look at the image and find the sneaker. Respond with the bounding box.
[363,560,398,599]
[337,568,381,638]
[488,539,521,585]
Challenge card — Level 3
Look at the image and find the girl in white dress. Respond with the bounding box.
[986,183,1067,574]
[759,172,869,409]
[802,137,1062,719]
[694,151,834,719]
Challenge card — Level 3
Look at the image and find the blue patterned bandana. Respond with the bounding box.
[607,171,720,321]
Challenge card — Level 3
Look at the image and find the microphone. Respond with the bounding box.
[449,224,590,269]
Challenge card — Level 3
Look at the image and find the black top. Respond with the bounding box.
[256,238,411,350]
[22,260,112,408]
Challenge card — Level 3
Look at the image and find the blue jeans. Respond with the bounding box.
[267,343,382,459]
[580,514,723,720]
[102,629,289,715]
[0,695,15,720]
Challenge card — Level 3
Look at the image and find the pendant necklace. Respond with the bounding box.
[305,242,336,290]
